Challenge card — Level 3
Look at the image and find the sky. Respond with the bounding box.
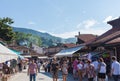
[0,0,120,38]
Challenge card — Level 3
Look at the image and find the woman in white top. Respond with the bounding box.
[62,60,68,81]
[98,58,106,81]
[77,59,83,81]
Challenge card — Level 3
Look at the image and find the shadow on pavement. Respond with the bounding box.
[39,70,77,81]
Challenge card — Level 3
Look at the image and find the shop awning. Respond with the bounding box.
[55,45,84,57]
[23,55,31,58]
[10,49,24,60]
[38,56,48,59]
[0,43,18,63]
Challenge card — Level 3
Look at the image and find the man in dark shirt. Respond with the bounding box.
[50,59,59,81]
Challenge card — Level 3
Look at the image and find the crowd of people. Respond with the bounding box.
[27,56,120,81]
[0,58,28,81]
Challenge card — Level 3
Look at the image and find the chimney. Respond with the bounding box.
[107,17,120,28]
[78,32,80,36]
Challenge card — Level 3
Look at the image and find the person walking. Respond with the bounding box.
[37,61,41,73]
[77,59,83,81]
[72,58,78,80]
[61,60,68,81]
[92,58,99,81]
[86,59,96,81]
[27,60,38,81]
[50,59,59,81]
[47,61,51,72]
[111,56,120,81]
[98,58,106,81]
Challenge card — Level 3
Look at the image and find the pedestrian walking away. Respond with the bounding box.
[111,56,120,81]
[98,58,106,81]
[37,61,41,73]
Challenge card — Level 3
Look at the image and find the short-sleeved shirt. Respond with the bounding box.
[77,63,83,70]
[29,63,37,74]
[99,62,106,73]
[73,60,78,70]
[112,61,120,75]
[37,63,41,68]
[86,64,95,78]
[51,63,58,72]
[92,61,99,70]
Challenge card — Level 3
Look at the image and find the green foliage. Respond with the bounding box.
[15,32,42,46]
[0,17,15,42]
[13,27,76,47]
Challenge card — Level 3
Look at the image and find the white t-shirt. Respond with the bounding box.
[92,61,99,70]
[112,61,120,75]
[37,62,41,68]
[84,63,88,69]
[77,63,83,70]
[99,62,106,73]
[7,61,10,67]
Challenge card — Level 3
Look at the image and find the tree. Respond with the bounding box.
[0,17,15,42]
[15,32,42,47]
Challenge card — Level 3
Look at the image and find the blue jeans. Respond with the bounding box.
[113,75,119,81]
[30,74,36,81]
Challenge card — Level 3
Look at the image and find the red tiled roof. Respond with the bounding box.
[8,45,29,50]
[92,27,120,45]
[76,34,97,43]
[106,37,120,44]
[63,43,77,48]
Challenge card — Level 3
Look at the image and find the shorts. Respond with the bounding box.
[52,71,58,78]
[98,73,106,79]
[73,69,77,74]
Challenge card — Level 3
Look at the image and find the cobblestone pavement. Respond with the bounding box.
[8,69,114,81]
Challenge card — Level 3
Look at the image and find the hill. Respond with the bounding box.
[12,27,76,47]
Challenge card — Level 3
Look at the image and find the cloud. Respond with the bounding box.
[80,28,108,36]
[37,27,110,39]
[83,20,97,29]
[37,29,77,38]
[103,16,113,23]
[76,19,97,29]
[51,31,78,39]
[103,16,119,23]
[28,21,36,25]
[38,29,47,33]
[50,28,109,39]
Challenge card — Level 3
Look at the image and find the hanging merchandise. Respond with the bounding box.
[102,53,110,58]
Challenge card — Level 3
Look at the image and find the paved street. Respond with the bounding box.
[8,69,114,81]
[8,69,80,81]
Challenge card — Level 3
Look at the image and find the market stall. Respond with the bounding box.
[55,45,84,57]
[0,43,18,63]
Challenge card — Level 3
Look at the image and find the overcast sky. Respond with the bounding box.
[0,0,120,38]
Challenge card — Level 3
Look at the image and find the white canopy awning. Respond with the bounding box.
[0,43,18,63]
[55,45,84,57]
[38,56,48,59]
[23,55,31,58]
